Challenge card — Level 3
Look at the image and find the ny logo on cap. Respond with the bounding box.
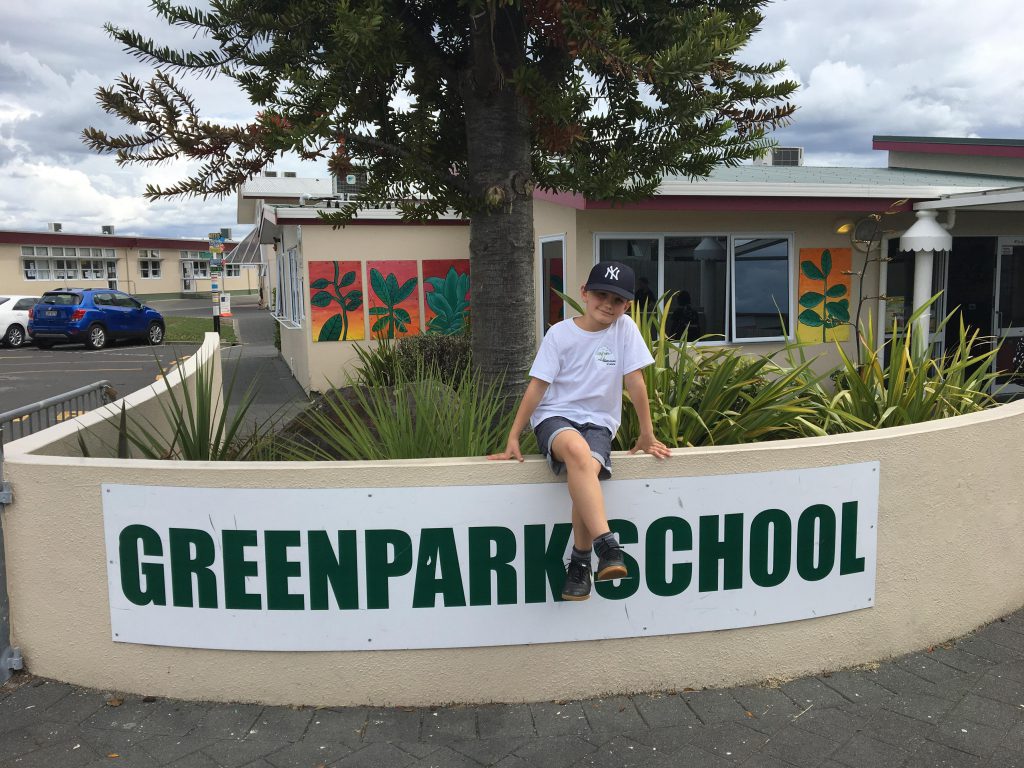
[604,265,621,281]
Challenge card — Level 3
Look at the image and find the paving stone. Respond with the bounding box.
[81,697,163,732]
[580,697,645,734]
[737,754,798,768]
[986,660,1024,686]
[5,737,99,768]
[896,653,978,692]
[362,708,422,742]
[862,709,931,752]
[570,734,658,768]
[814,671,895,709]
[529,702,591,737]
[864,664,944,698]
[660,744,736,768]
[82,743,155,768]
[167,752,223,768]
[513,734,598,768]
[629,723,701,754]
[304,707,368,747]
[972,672,1024,706]
[139,733,217,765]
[392,740,443,759]
[450,736,529,766]
[0,725,39,762]
[883,690,958,724]
[780,677,852,710]
[986,747,1024,768]
[422,707,478,742]
[1001,722,1024,754]
[136,700,211,737]
[477,704,536,739]
[263,736,354,768]
[494,756,534,768]
[730,686,804,733]
[904,739,984,768]
[948,693,1024,730]
[201,736,285,768]
[39,688,109,725]
[685,721,767,762]
[247,707,315,742]
[761,724,838,767]
[790,706,870,743]
[407,744,482,767]
[929,717,1004,759]
[829,733,910,768]
[75,724,154,755]
[931,648,999,676]
[631,694,701,729]
[977,623,1024,654]
[681,690,749,724]
[2,679,74,711]
[957,635,1024,664]
[333,741,417,768]
[188,705,264,741]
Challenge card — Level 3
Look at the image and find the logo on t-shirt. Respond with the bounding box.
[594,345,616,366]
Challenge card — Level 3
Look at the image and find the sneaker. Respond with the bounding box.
[595,539,628,581]
[561,559,592,601]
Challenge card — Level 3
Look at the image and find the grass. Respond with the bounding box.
[164,316,238,344]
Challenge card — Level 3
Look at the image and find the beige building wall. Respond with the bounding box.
[3,344,1024,706]
[887,150,1024,178]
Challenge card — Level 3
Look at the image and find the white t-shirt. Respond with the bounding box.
[529,315,654,434]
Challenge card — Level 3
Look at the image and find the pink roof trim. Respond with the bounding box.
[873,139,1024,158]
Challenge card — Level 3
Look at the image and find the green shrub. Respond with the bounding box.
[352,333,472,387]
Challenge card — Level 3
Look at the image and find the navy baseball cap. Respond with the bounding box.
[585,261,635,301]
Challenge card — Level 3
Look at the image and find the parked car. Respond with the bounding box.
[0,295,40,347]
[28,289,165,350]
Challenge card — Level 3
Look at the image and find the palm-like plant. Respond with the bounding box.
[425,266,471,335]
[369,268,417,337]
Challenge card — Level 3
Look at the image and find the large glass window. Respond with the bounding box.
[597,233,793,343]
[733,237,791,340]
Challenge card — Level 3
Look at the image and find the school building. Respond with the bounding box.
[233,135,1024,394]
[0,227,261,300]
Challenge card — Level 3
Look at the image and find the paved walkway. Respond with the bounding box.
[2,609,1024,767]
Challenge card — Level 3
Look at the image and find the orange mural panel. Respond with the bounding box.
[367,260,420,338]
[422,259,470,335]
[796,248,851,343]
[309,261,364,342]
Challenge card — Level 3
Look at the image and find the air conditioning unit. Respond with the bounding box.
[220,227,232,240]
[754,147,804,167]
[333,168,369,196]
[283,171,297,178]
[48,222,63,232]
[264,170,278,177]
[101,225,115,235]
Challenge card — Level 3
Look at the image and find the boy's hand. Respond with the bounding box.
[629,432,671,459]
[488,437,524,462]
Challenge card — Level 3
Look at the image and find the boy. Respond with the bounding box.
[489,261,670,601]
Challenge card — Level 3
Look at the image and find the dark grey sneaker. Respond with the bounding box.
[595,539,628,581]
[561,559,592,601]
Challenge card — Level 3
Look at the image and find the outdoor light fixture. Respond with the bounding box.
[833,218,855,235]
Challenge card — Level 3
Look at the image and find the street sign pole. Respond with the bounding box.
[208,232,225,334]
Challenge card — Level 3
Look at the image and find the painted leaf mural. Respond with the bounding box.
[368,260,420,338]
[309,261,364,342]
[423,259,471,335]
[796,248,851,343]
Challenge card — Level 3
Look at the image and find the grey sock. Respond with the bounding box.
[571,546,592,564]
[593,532,617,556]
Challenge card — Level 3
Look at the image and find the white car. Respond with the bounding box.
[0,295,40,347]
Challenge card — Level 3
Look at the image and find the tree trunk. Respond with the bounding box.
[462,10,536,400]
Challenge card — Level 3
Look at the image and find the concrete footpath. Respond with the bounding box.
[2,609,1024,767]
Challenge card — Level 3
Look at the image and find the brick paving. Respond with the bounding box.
[3,610,1024,767]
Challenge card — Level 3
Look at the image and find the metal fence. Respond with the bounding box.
[0,380,116,683]
[0,381,116,445]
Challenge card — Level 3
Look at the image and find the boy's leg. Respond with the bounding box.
[551,430,609,548]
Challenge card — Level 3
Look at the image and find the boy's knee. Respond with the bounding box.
[556,436,598,473]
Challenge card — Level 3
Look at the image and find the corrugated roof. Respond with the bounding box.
[239,177,333,198]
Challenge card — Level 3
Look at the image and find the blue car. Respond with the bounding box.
[29,289,165,350]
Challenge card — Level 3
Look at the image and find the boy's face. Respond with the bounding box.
[580,287,631,327]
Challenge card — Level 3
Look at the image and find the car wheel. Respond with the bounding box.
[86,324,108,350]
[147,322,165,345]
[4,324,24,347]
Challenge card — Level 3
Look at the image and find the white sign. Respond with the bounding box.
[103,462,879,651]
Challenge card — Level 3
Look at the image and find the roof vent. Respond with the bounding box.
[264,170,278,177]
[220,227,232,240]
[283,171,297,178]
[101,225,115,235]
[48,222,63,233]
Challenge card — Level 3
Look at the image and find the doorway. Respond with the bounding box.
[994,237,1024,394]
[944,237,996,354]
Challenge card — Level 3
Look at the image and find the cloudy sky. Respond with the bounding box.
[2,0,1022,239]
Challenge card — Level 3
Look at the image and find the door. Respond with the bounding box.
[994,237,1024,393]
[944,237,995,361]
[181,260,196,293]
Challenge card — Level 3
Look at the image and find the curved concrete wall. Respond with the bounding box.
[3,343,1023,706]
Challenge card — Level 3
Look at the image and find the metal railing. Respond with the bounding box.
[0,381,117,445]
[0,380,117,683]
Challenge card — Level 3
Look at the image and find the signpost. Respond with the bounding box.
[208,232,225,333]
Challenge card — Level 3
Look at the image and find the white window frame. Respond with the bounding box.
[272,245,304,328]
[537,234,567,338]
[225,264,241,278]
[593,231,795,344]
[139,259,162,279]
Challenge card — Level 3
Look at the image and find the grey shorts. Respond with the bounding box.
[533,416,612,480]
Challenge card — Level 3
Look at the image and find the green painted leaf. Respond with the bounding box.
[395,276,418,303]
[821,249,832,278]
[310,278,330,290]
[427,291,453,316]
[384,273,400,300]
[339,270,357,288]
[798,308,825,327]
[826,284,848,298]
[311,290,333,308]
[342,290,362,311]
[825,299,850,322]
[394,307,412,324]
[801,261,824,281]
[318,314,343,342]
[369,306,388,316]
[371,316,390,333]
[370,268,388,301]
[799,291,825,308]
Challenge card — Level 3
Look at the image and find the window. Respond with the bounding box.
[80,260,104,280]
[539,236,566,333]
[597,232,794,343]
[53,259,78,280]
[14,298,38,310]
[225,264,241,278]
[273,246,304,327]
[140,260,162,279]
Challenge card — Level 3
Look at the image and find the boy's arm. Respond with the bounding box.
[624,369,671,459]
[487,377,550,462]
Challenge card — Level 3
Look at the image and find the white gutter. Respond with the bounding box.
[913,185,1024,210]
[654,180,1015,199]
